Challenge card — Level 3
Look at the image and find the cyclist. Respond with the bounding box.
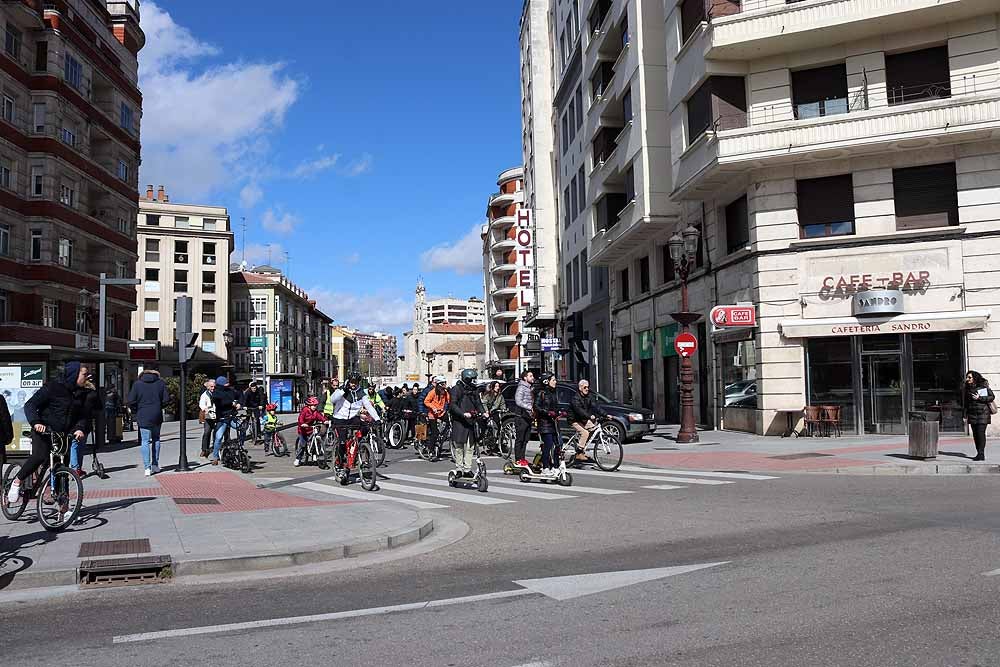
[533,372,560,476]
[7,361,90,504]
[294,396,328,466]
[366,383,386,418]
[210,376,240,465]
[321,377,341,419]
[328,372,381,469]
[242,381,263,442]
[512,370,535,468]
[262,402,280,455]
[481,380,506,427]
[449,369,484,478]
[569,379,607,462]
[423,375,450,455]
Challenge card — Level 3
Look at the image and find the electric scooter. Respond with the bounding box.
[502,413,573,486]
[447,414,489,493]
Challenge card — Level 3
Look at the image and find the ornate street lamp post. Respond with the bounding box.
[668,225,702,444]
[222,329,234,384]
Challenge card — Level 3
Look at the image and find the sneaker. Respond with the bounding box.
[73,467,85,478]
[6,480,20,504]
[144,468,152,477]
[293,459,301,467]
[516,458,530,468]
[151,465,160,474]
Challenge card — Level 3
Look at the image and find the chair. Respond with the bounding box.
[803,405,824,437]
[820,405,841,438]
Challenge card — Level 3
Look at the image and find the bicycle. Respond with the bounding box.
[416,414,453,462]
[263,427,289,457]
[2,429,84,531]
[219,411,252,473]
[563,419,624,472]
[479,414,508,458]
[122,406,135,432]
[333,424,378,491]
[387,410,416,450]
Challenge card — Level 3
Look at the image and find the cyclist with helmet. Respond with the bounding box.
[449,369,485,477]
[328,372,382,470]
[423,376,450,459]
[533,372,561,476]
[321,377,341,420]
[262,402,279,455]
[294,395,328,466]
[366,383,386,418]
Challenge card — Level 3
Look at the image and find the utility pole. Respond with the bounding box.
[241,217,247,264]
[266,243,272,266]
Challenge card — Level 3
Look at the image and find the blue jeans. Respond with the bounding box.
[139,426,162,470]
[213,418,235,461]
[69,435,86,469]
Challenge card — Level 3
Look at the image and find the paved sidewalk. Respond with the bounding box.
[625,426,998,474]
[0,418,433,591]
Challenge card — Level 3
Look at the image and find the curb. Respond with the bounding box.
[0,517,434,592]
[803,463,1000,475]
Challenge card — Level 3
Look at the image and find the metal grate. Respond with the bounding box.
[78,539,151,558]
[173,497,221,505]
[768,452,833,460]
[79,555,172,588]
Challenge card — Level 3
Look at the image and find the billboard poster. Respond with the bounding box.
[269,378,294,413]
[0,362,47,455]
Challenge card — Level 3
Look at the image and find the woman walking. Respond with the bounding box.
[964,370,995,461]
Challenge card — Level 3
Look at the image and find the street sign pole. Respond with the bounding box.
[175,296,196,473]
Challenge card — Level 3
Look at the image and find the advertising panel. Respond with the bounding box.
[269,378,294,413]
[0,362,47,455]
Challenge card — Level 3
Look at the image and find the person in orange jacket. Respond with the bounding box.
[423,375,450,457]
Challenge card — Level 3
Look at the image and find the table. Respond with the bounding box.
[776,408,803,438]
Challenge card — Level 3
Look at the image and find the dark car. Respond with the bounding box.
[499,381,657,443]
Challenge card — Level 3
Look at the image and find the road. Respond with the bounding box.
[3,445,1000,666]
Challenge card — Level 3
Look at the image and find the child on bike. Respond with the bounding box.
[294,396,327,467]
[262,402,279,455]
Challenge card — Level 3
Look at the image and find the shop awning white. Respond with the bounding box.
[779,309,992,339]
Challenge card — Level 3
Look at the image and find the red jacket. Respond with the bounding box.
[297,406,327,436]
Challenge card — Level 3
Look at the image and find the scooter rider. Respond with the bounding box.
[533,372,561,476]
[569,379,607,462]
[449,369,485,477]
[328,372,381,469]
[512,370,535,468]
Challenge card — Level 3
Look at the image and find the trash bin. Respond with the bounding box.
[908,411,940,459]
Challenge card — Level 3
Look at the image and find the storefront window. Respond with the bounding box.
[911,332,964,432]
[807,338,857,434]
[720,339,757,409]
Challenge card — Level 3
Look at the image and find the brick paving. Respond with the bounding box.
[154,471,349,515]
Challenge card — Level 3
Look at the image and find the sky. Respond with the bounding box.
[138,1,524,339]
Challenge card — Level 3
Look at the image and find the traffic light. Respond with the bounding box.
[179,332,199,364]
[175,296,198,364]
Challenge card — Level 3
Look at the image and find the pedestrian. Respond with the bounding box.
[199,378,216,458]
[70,374,104,477]
[127,365,170,476]
[210,375,240,465]
[533,372,560,476]
[512,370,535,468]
[964,370,995,461]
[494,367,506,382]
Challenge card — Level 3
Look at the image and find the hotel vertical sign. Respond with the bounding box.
[515,209,534,311]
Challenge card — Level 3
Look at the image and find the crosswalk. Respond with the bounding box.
[287,464,779,513]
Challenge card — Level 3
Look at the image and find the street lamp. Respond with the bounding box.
[423,351,436,381]
[222,329,234,379]
[669,225,702,444]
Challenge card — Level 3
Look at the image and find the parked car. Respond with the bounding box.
[724,379,757,406]
[499,381,657,444]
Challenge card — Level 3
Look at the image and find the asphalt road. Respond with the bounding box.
[3,446,1000,666]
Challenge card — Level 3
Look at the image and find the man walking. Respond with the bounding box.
[127,365,170,476]
[199,378,216,458]
[512,370,535,468]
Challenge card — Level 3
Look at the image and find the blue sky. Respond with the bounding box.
[138,1,524,337]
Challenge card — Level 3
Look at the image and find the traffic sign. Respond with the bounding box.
[710,305,756,328]
[673,332,698,358]
[249,336,267,348]
[541,337,561,352]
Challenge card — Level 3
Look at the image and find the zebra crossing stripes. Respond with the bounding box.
[615,466,779,481]
[570,469,734,485]
[295,481,449,509]
[387,474,577,500]
[376,481,514,505]
[480,473,632,496]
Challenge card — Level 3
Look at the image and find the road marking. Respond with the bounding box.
[571,469,733,485]
[435,471,632,495]
[515,561,729,601]
[982,569,1000,576]
[617,466,779,480]
[295,481,448,509]
[387,473,577,500]
[641,485,687,490]
[377,481,514,505]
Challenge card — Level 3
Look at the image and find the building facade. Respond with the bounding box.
[0,1,143,403]
[339,327,397,377]
[229,266,333,407]
[424,296,485,325]
[404,279,485,382]
[330,325,358,381]
[131,185,233,378]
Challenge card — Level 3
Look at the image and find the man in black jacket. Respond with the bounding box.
[210,375,240,464]
[7,361,90,504]
[242,380,263,442]
[569,379,606,461]
[127,366,170,476]
[449,369,485,477]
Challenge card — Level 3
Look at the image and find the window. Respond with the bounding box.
[117,160,129,181]
[575,86,583,130]
[42,299,58,328]
[203,242,216,265]
[680,0,707,44]
[144,299,159,324]
[792,64,849,119]
[64,54,82,90]
[174,269,188,293]
[580,249,589,296]
[577,166,586,216]
[447,360,454,373]
[30,165,42,196]
[174,216,189,229]
[725,194,750,254]
[30,229,41,261]
[145,214,160,226]
[686,81,713,142]
[4,23,20,59]
[60,125,76,147]
[572,255,580,302]
[202,328,217,354]
[250,323,266,338]
[59,183,75,207]
[232,300,249,322]
[251,297,267,321]
[117,216,128,234]
[886,46,950,106]
[568,99,576,142]
[32,102,44,133]
[115,260,127,279]
[622,87,633,124]
[0,158,12,189]
[145,238,160,262]
[561,113,569,155]
[619,13,629,50]
[203,270,216,294]
[203,300,216,324]
[174,240,188,263]
[203,218,217,231]
[75,306,88,333]
[144,267,159,291]
[34,41,46,71]
[639,256,650,293]
[589,0,611,34]
[624,164,635,202]
[2,95,14,122]
[570,175,578,220]
[120,102,133,132]
[57,238,72,267]
[0,223,7,255]
[687,76,747,142]
[0,289,6,322]
[563,186,571,228]
[565,261,573,302]
[797,174,855,238]
[893,162,958,230]
[144,327,158,341]
[619,267,630,302]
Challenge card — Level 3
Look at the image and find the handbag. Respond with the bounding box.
[989,401,998,416]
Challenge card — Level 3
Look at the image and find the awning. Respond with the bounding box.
[779,309,991,339]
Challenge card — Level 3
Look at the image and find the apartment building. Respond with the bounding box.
[230,266,333,407]
[131,185,233,377]
[651,0,1000,435]
[424,296,485,325]
[330,325,358,381]
[0,1,143,396]
[337,327,398,377]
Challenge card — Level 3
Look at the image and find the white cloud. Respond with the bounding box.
[308,288,413,333]
[138,2,299,201]
[291,154,340,179]
[420,224,485,276]
[261,207,300,234]
[240,182,263,209]
[342,153,373,177]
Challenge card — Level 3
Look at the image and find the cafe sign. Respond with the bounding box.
[852,289,904,317]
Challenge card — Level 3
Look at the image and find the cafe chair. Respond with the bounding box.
[820,405,842,438]
[803,405,824,437]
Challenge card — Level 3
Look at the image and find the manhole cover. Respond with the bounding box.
[173,497,221,505]
[768,452,833,460]
[78,539,152,558]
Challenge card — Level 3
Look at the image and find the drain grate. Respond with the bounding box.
[79,555,172,588]
[173,497,221,505]
[78,539,151,558]
[768,452,833,460]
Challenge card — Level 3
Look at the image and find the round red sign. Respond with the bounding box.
[674,332,698,358]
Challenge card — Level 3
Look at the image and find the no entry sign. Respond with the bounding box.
[674,332,698,358]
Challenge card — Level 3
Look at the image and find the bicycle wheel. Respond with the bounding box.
[37,466,82,532]
[563,435,580,465]
[358,441,378,491]
[417,441,435,462]
[499,420,517,458]
[273,433,288,457]
[592,433,623,472]
[372,432,386,468]
[1,462,27,520]
[387,421,403,449]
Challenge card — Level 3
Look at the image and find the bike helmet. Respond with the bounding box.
[539,372,554,384]
[347,371,363,385]
[265,403,277,411]
[434,375,447,385]
[460,368,478,386]
[305,396,319,407]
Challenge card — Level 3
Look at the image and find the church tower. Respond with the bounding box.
[414,278,427,335]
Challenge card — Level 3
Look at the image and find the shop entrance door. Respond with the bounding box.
[860,336,905,434]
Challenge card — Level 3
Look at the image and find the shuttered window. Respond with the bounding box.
[680,0,706,43]
[797,175,855,238]
[792,64,848,119]
[886,46,951,106]
[893,162,958,230]
[686,81,712,143]
[725,194,749,254]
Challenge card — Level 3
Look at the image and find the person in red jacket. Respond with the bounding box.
[295,395,328,467]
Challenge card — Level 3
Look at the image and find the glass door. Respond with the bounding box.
[860,335,905,434]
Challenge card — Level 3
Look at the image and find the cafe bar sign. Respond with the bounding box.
[852,289,904,317]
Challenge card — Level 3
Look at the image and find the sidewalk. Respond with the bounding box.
[625,426,998,475]
[0,418,434,591]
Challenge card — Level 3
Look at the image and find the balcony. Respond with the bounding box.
[489,190,521,208]
[491,238,516,253]
[490,263,517,276]
[591,201,680,267]
[673,80,1000,199]
[704,0,997,60]
[592,125,624,175]
[490,214,516,230]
